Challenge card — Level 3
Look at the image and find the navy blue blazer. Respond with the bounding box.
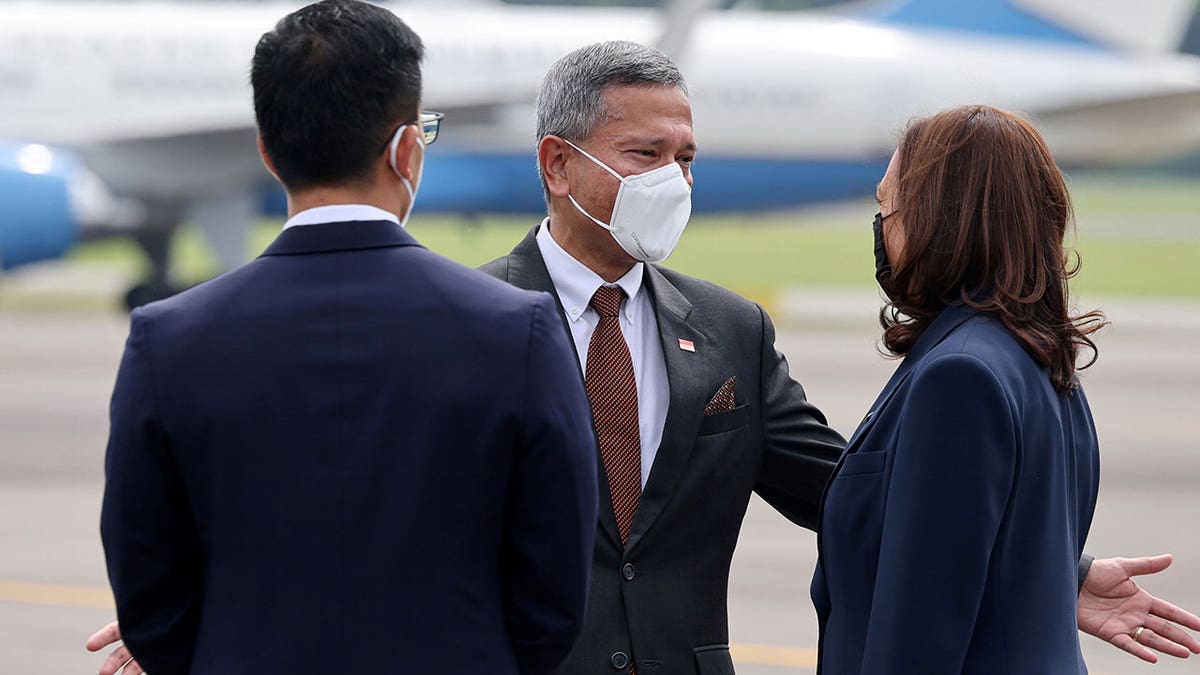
[811,304,1100,674]
[101,220,599,675]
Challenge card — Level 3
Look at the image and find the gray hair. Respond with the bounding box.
[535,40,688,201]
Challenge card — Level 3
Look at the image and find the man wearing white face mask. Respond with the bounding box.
[91,2,597,674]
[560,138,693,264]
[483,41,847,675]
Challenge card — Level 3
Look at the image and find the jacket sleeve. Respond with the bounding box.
[860,353,1017,674]
[100,308,202,675]
[753,304,847,531]
[502,293,599,675]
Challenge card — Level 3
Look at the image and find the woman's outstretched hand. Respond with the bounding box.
[1078,554,1200,663]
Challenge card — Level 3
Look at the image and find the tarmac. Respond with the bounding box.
[1,283,1197,674]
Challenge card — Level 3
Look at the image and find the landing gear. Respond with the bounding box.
[123,280,182,310]
[123,224,183,311]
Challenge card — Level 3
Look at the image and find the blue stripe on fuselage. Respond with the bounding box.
[262,153,889,216]
[867,0,1100,48]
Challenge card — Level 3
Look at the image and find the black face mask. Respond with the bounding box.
[873,211,892,288]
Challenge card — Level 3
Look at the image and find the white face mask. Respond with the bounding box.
[388,124,424,228]
[564,139,692,263]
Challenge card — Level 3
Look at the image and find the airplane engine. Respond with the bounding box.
[0,141,140,272]
[0,141,83,271]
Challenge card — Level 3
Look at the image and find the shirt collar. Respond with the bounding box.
[536,217,644,323]
[283,204,400,230]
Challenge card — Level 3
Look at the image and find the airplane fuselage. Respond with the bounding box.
[3,1,1199,219]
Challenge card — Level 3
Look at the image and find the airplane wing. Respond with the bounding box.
[1035,88,1200,164]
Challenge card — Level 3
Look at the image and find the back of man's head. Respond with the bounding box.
[252,0,423,192]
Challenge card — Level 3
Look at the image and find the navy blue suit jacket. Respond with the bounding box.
[101,220,599,675]
[811,304,1100,674]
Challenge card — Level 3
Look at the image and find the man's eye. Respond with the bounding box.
[679,156,695,165]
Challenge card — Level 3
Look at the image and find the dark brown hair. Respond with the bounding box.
[880,105,1105,393]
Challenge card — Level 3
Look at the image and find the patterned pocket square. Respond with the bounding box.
[704,376,737,415]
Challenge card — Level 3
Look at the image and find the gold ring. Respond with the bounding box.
[1133,626,1147,644]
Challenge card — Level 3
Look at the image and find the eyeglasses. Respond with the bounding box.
[380,111,445,153]
[414,111,444,145]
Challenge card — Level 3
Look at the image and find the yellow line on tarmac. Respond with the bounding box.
[731,642,818,668]
[0,580,114,610]
[0,579,823,669]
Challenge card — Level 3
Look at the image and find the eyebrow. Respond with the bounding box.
[623,137,698,153]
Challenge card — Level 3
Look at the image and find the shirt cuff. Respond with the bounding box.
[1079,553,1096,595]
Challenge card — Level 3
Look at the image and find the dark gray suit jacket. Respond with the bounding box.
[481,225,847,675]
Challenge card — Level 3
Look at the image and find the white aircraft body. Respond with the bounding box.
[1,0,1198,304]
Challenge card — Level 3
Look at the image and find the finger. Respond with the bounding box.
[1148,614,1200,654]
[1122,554,1174,577]
[85,621,122,652]
[1137,627,1193,659]
[1151,597,1200,634]
[1111,633,1159,664]
[99,646,132,675]
[122,659,145,675]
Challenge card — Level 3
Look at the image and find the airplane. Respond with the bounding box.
[2,0,1199,308]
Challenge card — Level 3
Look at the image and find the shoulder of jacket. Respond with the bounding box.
[653,265,760,314]
[478,255,510,281]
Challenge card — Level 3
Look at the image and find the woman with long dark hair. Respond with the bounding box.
[812,105,1106,674]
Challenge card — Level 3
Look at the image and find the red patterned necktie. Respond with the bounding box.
[585,285,642,547]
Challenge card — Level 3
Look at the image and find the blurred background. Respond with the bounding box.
[1,0,1198,672]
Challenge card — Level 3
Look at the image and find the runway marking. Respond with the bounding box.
[731,642,818,668]
[0,580,114,610]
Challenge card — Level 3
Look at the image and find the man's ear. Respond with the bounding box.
[539,136,572,199]
[257,136,281,183]
[384,124,421,181]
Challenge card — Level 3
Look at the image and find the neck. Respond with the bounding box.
[547,204,636,283]
[286,180,406,220]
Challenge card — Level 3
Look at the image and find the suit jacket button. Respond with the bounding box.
[611,651,630,670]
[622,563,636,581]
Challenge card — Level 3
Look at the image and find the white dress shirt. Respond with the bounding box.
[283,204,399,229]
[536,219,669,488]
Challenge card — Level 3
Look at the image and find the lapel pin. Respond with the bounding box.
[678,338,695,353]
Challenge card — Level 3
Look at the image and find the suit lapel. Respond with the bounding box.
[840,304,980,455]
[501,224,621,548]
[624,266,715,556]
[841,366,914,455]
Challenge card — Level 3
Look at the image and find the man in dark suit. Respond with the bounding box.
[477,41,1200,674]
[477,41,846,674]
[97,2,597,674]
